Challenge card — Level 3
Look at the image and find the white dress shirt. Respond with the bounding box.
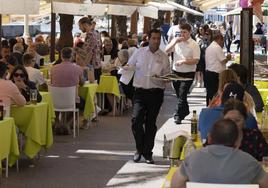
[173,38,200,73]
[205,41,226,73]
[127,47,170,89]
[25,66,46,86]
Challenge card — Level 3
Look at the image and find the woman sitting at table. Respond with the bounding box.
[0,63,26,107]
[209,69,256,116]
[9,65,42,103]
[223,99,268,161]
[101,38,120,115]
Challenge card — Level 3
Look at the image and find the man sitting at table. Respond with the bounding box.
[50,47,85,132]
[171,119,268,188]
[23,53,48,91]
[0,63,26,107]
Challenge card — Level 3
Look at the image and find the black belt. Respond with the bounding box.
[135,87,164,93]
[205,70,219,74]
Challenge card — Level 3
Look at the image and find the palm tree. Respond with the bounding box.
[57,14,74,51]
[114,15,128,39]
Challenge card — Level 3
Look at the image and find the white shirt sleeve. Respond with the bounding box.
[35,71,46,85]
[127,48,139,66]
[162,55,171,75]
[192,43,201,60]
[216,47,226,62]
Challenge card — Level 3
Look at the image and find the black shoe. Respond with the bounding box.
[133,152,141,163]
[174,116,182,124]
[145,157,154,164]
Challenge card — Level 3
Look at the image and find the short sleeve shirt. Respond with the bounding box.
[51,62,83,87]
[167,25,180,40]
[180,145,265,184]
[173,38,200,73]
[25,66,45,86]
[205,41,226,73]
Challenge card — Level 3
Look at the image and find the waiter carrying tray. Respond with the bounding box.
[123,29,170,164]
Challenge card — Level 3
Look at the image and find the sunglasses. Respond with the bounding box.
[14,73,25,78]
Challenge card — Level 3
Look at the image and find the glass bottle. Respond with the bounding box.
[191,110,198,141]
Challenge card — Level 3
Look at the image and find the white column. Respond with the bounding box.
[23,14,30,37]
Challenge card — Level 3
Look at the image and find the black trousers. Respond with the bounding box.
[204,70,219,106]
[225,38,232,53]
[172,71,194,120]
[131,88,164,158]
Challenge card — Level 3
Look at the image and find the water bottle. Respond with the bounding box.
[0,100,4,120]
[191,110,198,141]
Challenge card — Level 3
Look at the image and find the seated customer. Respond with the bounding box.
[199,82,258,141]
[209,69,256,116]
[223,99,268,161]
[50,47,84,107]
[50,47,85,131]
[171,119,268,188]
[9,65,42,103]
[229,63,264,112]
[23,53,48,90]
[0,63,26,106]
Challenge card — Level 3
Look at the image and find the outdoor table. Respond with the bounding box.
[96,75,121,116]
[40,64,53,79]
[11,102,53,158]
[0,118,19,169]
[258,88,268,105]
[179,138,203,160]
[40,91,56,123]
[254,80,268,89]
[96,75,120,98]
[40,66,49,79]
[79,83,98,119]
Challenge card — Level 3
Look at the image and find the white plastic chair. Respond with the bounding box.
[49,86,79,138]
[186,182,259,188]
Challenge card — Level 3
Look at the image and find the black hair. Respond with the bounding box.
[0,63,7,78]
[7,55,18,67]
[1,40,9,47]
[61,47,73,60]
[22,53,34,66]
[210,118,239,147]
[148,29,161,39]
[78,17,92,25]
[10,65,29,83]
[228,64,248,85]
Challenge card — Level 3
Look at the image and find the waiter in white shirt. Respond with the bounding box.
[125,29,170,164]
[205,34,232,106]
[166,23,200,124]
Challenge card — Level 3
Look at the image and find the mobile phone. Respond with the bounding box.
[175,31,181,37]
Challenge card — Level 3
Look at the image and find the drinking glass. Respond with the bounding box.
[30,89,38,104]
